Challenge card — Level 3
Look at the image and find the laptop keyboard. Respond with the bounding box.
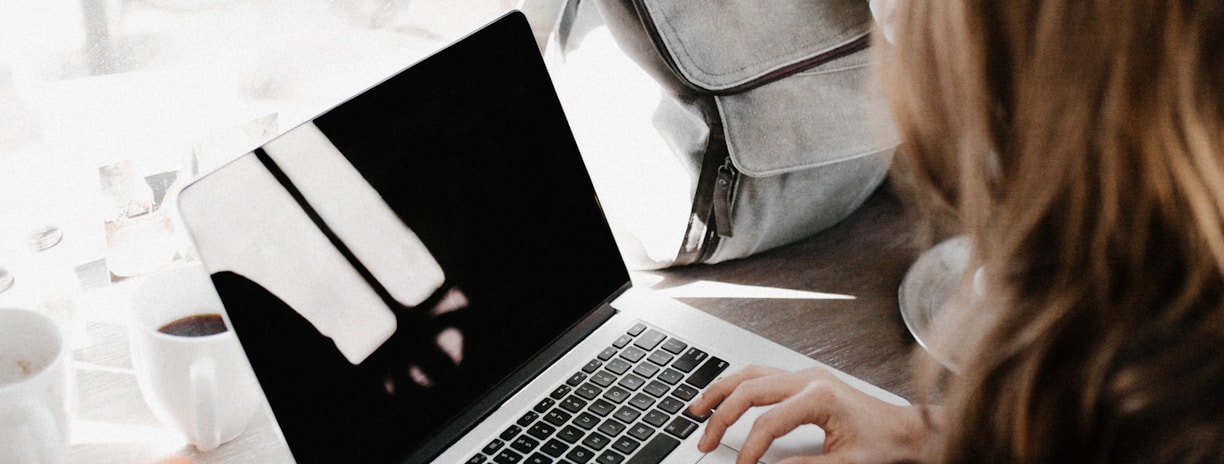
[468,322,729,464]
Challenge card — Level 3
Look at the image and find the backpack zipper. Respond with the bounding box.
[711,156,738,238]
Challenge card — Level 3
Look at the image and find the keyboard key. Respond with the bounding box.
[588,399,616,417]
[525,452,552,464]
[544,409,572,426]
[628,423,655,441]
[614,405,642,423]
[612,335,633,348]
[511,435,541,453]
[660,338,687,355]
[633,330,667,351]
[629,393,656,411]
[597,449,626,464]
[624,435,679,464]
[534,398,556,413]
[619,347,646,363]
[582,432,612,450]
[560,396,588,413]
[567,372,588,387]
[468,454,488,464]
[606,359,632,375]
[501,425,523,441]
[518,411,540,427]
[483,439,505,455]
[582,359,602,374]
[657,397,684,414]
[657,369,683,385]
[603,386,631,404]
[597,347,618,361]
[685,357,729,388]
[671,384,698,401]
[494,449,524,464]
[558,425,586,443]
[576,383,603,400]
[541,439,570,458]
[566,446,597,464]
[632,362,660,378]
[627,323,647,336]
[612,435,641,454]
[597,419,626,437]
[573,412,601,430]
[682,407,711,423]
[671,348,708,373]
[642,410,669,428]
[551,385,573,400]
[645,351,673,367]
[663,417,699,439]
[617,374,646,391]
[528,422,557,440]
[587,399,616,418]
[591,370,617,387]
[643,381,669,398]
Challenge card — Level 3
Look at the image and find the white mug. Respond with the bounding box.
[0,307,68,464]
[129,264,262,451]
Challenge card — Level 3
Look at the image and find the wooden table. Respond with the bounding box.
[649,184,925,402]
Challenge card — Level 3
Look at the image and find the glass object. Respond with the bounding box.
[898,235,977,370]
[27,225,63,251]
[0,265,12,293]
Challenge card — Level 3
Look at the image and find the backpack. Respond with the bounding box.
[547,0,898,268]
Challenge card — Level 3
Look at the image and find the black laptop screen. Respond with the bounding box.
[198,13,630,463]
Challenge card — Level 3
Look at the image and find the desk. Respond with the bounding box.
[646,186,923,403]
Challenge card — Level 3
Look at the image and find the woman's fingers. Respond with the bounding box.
[689,364,786,416]
[692,365,929,464]
[695,365,830,453]
[736,381,840,464]
[693,365,793,451]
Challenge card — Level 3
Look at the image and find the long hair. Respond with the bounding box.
[877,1,1224,461]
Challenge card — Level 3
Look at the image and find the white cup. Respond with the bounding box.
[129,264,262,451]
[0,307,68,464]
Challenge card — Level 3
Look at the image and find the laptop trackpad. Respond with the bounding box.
[710,404,825,463]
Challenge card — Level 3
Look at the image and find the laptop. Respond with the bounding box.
[175,11,906,464]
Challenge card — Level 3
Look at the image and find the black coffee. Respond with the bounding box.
[158,313,228,337]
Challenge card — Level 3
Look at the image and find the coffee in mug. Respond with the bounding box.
[130,265,261,452]
[157,313,228,337]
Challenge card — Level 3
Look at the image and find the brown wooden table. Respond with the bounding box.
[645,184,926,402]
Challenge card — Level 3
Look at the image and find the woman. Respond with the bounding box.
[690,1,1224,462]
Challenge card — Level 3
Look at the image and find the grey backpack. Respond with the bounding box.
[550,0,897,268]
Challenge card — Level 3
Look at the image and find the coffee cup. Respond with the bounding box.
[129,264,262,451]
[0,307,68,464]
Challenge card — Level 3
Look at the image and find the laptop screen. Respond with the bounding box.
[180,12,630,463]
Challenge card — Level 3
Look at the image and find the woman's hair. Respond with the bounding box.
[877,1,1224,461]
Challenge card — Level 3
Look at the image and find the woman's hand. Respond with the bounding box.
[688,365,930,464]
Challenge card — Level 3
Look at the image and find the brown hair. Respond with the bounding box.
[878,1,1224,462]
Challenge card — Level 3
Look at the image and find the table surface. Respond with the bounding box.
[0,1,930,462]
[648,186,924,403]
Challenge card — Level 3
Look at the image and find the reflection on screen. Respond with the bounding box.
[202,14,630,464]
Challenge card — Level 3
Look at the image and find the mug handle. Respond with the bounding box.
[189,358,222,451]
[18,403,64,464]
